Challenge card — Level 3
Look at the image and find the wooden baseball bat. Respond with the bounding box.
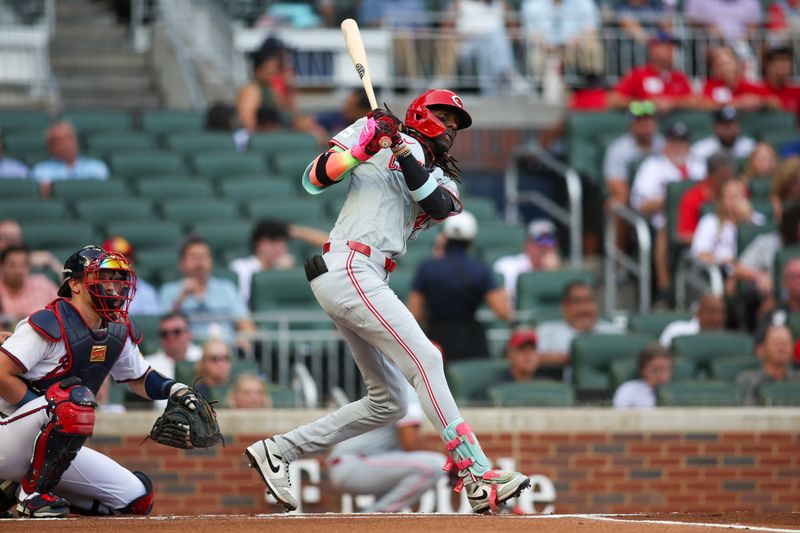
[340,18,391,148]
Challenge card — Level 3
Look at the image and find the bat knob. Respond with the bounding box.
[378,136,392,149]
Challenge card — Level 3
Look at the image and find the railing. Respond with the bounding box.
[674,250,725,310]
[504,139,583,269]
[157,0,210,110]
[604,204,652,315]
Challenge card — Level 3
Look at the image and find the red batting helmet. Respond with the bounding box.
[405,89,472,139]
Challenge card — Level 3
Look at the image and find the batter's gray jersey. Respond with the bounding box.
[328,117,463,259]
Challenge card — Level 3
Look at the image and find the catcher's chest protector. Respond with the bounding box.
[28,299,128,394]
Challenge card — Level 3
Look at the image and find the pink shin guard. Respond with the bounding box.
[442,418,490,491]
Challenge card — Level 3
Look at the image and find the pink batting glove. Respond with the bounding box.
[351,117,380,162]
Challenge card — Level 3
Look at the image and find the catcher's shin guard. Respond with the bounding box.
[22,378,97,496]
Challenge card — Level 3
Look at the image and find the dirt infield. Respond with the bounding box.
[2,513,799,533]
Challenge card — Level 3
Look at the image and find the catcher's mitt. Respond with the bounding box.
[148,387,222,449]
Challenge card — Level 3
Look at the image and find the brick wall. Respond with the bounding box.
[87,411,800,515]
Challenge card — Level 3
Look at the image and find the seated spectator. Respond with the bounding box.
[770,157,800,220]
[701,46,780,111]
[0,130,29,178]
[754,258,800,342]
[677,152,737,243]
[316,88,372,138]
[205,101,237,131]
[102,236,161,316]
[500,329,543,383]
[684,0,762,46]
[229,219,328,305]
[0,219,61,277]
[0,244,58,321]
[144,311,202,379]
[536,281,625,372]
[493,219,562,308]
[690,106,756,164]
[660,293,727,347]
[193,339,234,403]
[159,236,255,343]
[607,31,697,111]
[631,122,704,299]
[612,342,673,408]
[32,121,109,197]
[762,46,800,114]
[614,0,670,43]
[765,0,800,45]
[408,212,511,362]
[225,373,271,408]
[737,324,794,405]
[740,142,778,190]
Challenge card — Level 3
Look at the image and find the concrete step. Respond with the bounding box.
[55,1,113,18]
[60,91,161,110]
[57,75,154,92]
[50,38,133,52]
[51,54,148,70]
[54,25,128,42]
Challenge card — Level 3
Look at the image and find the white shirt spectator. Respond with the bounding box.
[521,0,600,46]
[144,344,202,410]
[630,153,704,229]
[536,319,625,354]
[690,136,756,163]
[659,317,699,347]
[229,255,262,304]
[612,379,656,408]
[691,212,764,264]
[603,133,665,183]
[493,253,531,308]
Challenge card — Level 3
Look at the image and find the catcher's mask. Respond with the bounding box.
[58,245,137,323]
[405,89,472,139]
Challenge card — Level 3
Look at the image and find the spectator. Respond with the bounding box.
[770,157,800,220]
[740,142,778,189]
[193,339,234,403]
[316,88,372,138]
[690,106,756,164]
[493,219,562,309]
[144,311,202,380]
[737,324,794,405]
[607,31,697,111]
[229,219,328,304]
[226,373,271,408]
[102,236,161,316]
[159,236,255,342]
[500,329,543,383]
[631,121,704,299]
[0,130,29,178]
[0,244,58,321]
[408,212,511,362]
[701,46,780,111]
[660,293,727,347]
[536,281,625,372]
[614,0,671,43]
[765,0,800,45]
[521,0,604,82]
[205,101,238,131]
[754,258,800,342]
[612,342,673,408]
[0,219,61,278]
[684,0,762,45]
[762,46,800,113]
[677,151,737,243]
[31,121,109,197]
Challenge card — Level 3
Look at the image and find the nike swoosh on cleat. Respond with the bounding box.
[264,444,282,474]
[468,487,489,502]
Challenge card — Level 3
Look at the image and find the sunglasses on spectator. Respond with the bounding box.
[628,100,656,118]
[206,354,231,363]
[159,328,187,338]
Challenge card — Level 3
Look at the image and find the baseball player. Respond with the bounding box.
[246,89,530,513]
[0,245,199,518]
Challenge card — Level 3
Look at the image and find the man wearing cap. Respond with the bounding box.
[408,212,511,362]
[690,106,756,164]
[102,237,161,316]
[608,31,697,112]
[493,219,561,309]
[500,330,542,384]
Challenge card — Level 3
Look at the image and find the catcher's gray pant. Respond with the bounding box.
[0,396,146,512]
[328,451,446,512]
[273,249,463,462]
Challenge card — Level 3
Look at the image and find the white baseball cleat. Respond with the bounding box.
[465,470,531,514]
[245,439,298,512]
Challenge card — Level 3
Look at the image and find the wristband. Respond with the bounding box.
[16,389,39,407]
[409,175,438,202]
[392,142,412,159]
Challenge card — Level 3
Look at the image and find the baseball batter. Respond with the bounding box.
[0,245,199,518]
[246,90,530,513]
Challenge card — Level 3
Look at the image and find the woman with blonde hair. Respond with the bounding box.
[225,373,271,409]
[740,142,778,189]
[771,156,800,221]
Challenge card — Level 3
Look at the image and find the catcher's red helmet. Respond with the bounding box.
[405,89,472,139]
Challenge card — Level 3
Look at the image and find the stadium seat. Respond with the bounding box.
[134,179,216,200]
[739,111,796,139]
[785,313,800,340]
[670,332,755,377]
[163,132,237,154]
[192,220,252,252]
[474,222,526,256]
[388,271,414,303]
[191,152,267,178]
[159,199,241,224]
[446,359,510,402]
[396,247,432,274]
[85,132,157,155]
[110,152,187,178]
[130,314,162,354]
[773,245,800,299]
[51,180,129,201]
[665,180,696,250]
[217,178,295,201]
[480,243,524,267]
[72,199,155,225]
[269,384,296,407]
[22,221,98,250]
[748,178,772,200]
[104,220,182,250]
[761,130,797,152]
[737,223,775,257]
[272,151,317,180]
[140,110,204,134]
[657,380,742,406]
[710,355,761,381]
[659,111,712,140]
[627,311,693,339]
[486,381,575,407]
[571,333,652,392]
[461,196,496,220]
[250,268,316,312]
[0,109,49,132]
[242,198,332,228]
[609,357,694,390]
[566,111,628,181]
[135,247,179,278]
[515,269,595,319]
[0,180,40,199]
[758,381,800,406]
[1,199,68,222]
[63,109,132,133]
[4,131,45,154]
[249,131,319,156]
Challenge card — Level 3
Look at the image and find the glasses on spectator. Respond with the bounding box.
[206,354,231,363]
[629,100,656,118]
[159,328,187,338]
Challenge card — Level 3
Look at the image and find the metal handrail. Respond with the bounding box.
[674,250,725,309]
[157,0,207,110]
[292,361,319,408]
[504,140,582,269]
[604,204,652,315]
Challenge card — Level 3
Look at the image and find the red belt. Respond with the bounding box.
[322,241,397,273]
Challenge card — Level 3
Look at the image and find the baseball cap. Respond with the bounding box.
[508,330,538,350]
[713,105,738,123]
[650,29,680,46]
[528,219,557,247]
[627,100,656,121]
[442,211,477,241]
[102,236,135,262]
[665,121,690,141]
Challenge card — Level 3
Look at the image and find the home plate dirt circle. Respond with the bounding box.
[1,513,799,533]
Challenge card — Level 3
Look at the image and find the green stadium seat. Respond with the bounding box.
[134,179,215,200]
[0,180,40,199]
[85,132,157,155]
[659,111,713,139]
[272,151,317,180]
[51,179,129,200]
[242,198,332,227]
[4,131,45,154]
[758,381,800,406]
[566,111,628,181]
[474,221,526,256]
[140,110,204,134]
[130,314,162,355]
[110,152,187,178]
[63,110,132,133]
[1,199,68,222]
[22,221,98,250]
[487,381,575,407]
[446,359,510,402]
[0,110,49,132]
[710,355,761,381]
[480,243,524,267]
[269,384,296,407]
[104,220,182,249]
[786,313,800,340]
[250,268,315,312]
[773,245,800,300]
[72,199,154,225]
[396,247,432,274]
[191,152,267,178]
[159,199,241,224]
[748,178,772,200]
[670,332,755,376]
[192,220,252,252]
[657,380,742,406]
[164,132,237,154]
[218,178,295,201]
[761,131,797,152]
[665,180,696,249]
[388,271,413,303]
[21,150,49,166]
[515,269,595,320]
[571,333,652,392]
[739,111,796,138]
[737,223,775,258]
[461,196,496,220]
[249,131,319,156]
[609,357,694,390]
[627,311,693,339]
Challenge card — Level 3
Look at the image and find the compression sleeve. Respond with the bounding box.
[307,147,359,189]
[144,369,176,400]
[394,145,455,220]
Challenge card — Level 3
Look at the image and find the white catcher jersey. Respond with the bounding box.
[327,117,463,259]
[0,318,150,416]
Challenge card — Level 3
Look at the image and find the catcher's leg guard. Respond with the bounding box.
[120,472,154,515]
[21,378,97,498]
